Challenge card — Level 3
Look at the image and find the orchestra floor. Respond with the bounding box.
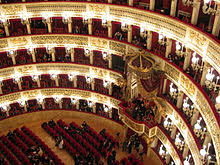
[0,110,160,165]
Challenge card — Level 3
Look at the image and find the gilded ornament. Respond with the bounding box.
[9,37,28,47]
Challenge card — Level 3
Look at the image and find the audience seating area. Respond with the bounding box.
[42,119,118,164]
[0,74,123,98]
[122,95,157,126]
[0,96,120,123]
[0,126,63,165]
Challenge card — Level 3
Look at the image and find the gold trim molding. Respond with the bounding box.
[162,62,220,164]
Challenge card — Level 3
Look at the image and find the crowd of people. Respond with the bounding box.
[42,119,144,165]
[6,130,55,165]
[129,95,157,124]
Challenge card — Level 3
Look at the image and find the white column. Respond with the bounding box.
[190,110,199,126]
[147,31,152,50]
[191,0,201,25]
[212,5,220,36]
[3,22,10,36]
[23,104,27,112]
[165,38,172,58]
[55,76,59,87]
[90,52,94,65]
[70,48,75,62]
[170,127,177,139]
[0,84,2,94]
[68,19,72,33]
[41,102,45,110]
[149,0,155,11]
[109,107,112,118]
[108,0,112,3]
[127,25,132,43]
[203,134,211,146]
[183,145,189,158]
[108,54,112,68]
[26,23,31,34]
[46,18,52,33]
[73,76,77,88]
[17,81,22,90]
[170,0,178,17]
[76,101,79,110]
[88,19,92,35]
[59,102,62,109]
[10,55,16,65]
[176,91,184,108]
[36,79,41,88]
[108,21,112,38]
[51,49,56,61]
[91,80,95,91]
[129,0,133,6]
[92,104,96,113]
[30,51,36,63]
[109,82,112,95]
[183,49,192,71]
[200,62,210,86]
[162,79,167,94]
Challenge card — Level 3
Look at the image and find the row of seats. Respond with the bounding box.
[120,155,143,165]
[0,127,63,165]
[0,48,121,70]
[0,97,120,122]
[1,74,122,98]
[42,120,119,164]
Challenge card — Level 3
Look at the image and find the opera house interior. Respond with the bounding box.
[0,0,219,164]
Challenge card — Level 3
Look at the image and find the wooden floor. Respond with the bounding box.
[0,110,161,165]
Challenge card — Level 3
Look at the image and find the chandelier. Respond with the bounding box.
[175,42,187,57]
[158,34,166,46]
[163,116,173,132]
[182,97,194,118]
[121,22,128,32]
[159,145,168,159]
[36,94,45,104]
[205,68,219,91]
[194,117,207,140]
[53,95,63,104]
[184,155,192,165]
[174,133,185,151]
[200,143,212,164]
[169,83,178,100]
[202,0,220,15]
[191,52,203,72]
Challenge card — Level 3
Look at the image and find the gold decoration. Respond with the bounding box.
[90,38,108,49]
[1,5,23,15]
[9,37,28,47]
[88,4,107,15]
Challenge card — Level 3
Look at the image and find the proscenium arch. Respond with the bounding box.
[0,2,219,73]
